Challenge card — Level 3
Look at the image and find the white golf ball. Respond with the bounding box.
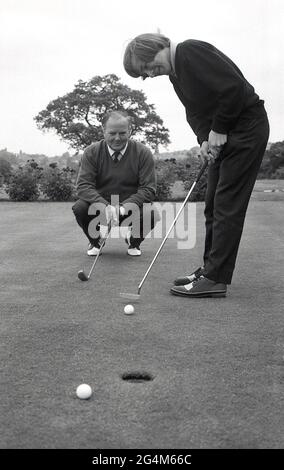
[76,383,92,399]
[124,304,135,315]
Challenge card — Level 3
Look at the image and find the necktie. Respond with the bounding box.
[113,151,120,163]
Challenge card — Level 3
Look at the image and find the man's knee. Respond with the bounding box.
[141,203,161,234]
[72,199,90,219]
[151,205,161,225]
[144,204,161,225]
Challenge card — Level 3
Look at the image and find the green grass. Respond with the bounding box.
[0,200,283,449]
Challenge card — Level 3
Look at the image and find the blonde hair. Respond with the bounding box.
[123,33,170,77]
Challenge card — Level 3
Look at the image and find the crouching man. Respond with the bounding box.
[72,110,160,256]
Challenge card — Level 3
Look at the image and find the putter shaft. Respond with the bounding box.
[120,161,208,299]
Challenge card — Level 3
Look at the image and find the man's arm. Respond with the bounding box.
[183,41,247,135]
[170,76,210,145]
[186,108,211,146]
[76,146,108,205]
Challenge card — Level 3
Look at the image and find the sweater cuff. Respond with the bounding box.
[211,117,231,134]
[197,133,209,146]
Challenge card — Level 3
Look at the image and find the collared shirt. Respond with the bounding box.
[169,41,177,77]
[107,143,128,162]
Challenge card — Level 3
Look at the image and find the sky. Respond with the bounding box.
[0,0,283,156]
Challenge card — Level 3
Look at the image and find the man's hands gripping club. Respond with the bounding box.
[105,204,126,225]
[200,130,227,164]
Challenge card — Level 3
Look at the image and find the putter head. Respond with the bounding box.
[119,292,140,303]
[78,270,89,282]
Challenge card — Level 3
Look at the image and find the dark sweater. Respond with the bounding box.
[77,140,156,207]
[170,39,263,144]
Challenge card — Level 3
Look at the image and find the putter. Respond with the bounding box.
[78,222,112,281]
[120,160,208,302]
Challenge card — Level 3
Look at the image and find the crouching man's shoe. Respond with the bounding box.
[174,266,205,286]
[127,246,141,256]
[170,276,227,298]
[87,239,102,256]
[125,230,141,256]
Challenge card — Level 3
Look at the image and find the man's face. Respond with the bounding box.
[103,117,131,151]
[131,49,172,80]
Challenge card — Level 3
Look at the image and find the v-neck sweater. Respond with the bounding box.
[77,140,156,207]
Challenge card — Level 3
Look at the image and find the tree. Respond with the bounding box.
[0,158,12,183]
[267,141,284,174]
[258,141,284,178]
[34,74,170,151]
[5,160,42,201]
[0,149,18,166]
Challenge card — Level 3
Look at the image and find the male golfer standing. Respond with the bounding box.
[123,33,269,297]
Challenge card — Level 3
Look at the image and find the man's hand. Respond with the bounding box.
[119,205,126,216]
[105,205,118,225]
[208,130,227,159]
[200,141,215,165]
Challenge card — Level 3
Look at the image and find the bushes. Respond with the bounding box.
[182,162,208,202]
[4,154,208,203]
[5,160,77,201]
[155,159,176,201]
[39,164,76,201]
[0,158,13,184]
[5,160,42,201]
[258,141,284,179]
[155,156,208,202]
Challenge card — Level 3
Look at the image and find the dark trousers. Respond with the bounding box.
[72,200,160,247]
[203,106,269,284]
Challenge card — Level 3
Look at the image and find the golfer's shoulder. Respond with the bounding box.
[83,140,105,161]
[178,39,215,55]
[129,139,153,160]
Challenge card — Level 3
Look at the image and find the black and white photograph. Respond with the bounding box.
[0,0,283,460]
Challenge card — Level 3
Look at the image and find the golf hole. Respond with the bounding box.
[121,372,154,383]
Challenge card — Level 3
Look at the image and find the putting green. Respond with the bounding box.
[0,200,283,449]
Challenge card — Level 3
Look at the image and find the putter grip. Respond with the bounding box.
[196,160,208,183]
